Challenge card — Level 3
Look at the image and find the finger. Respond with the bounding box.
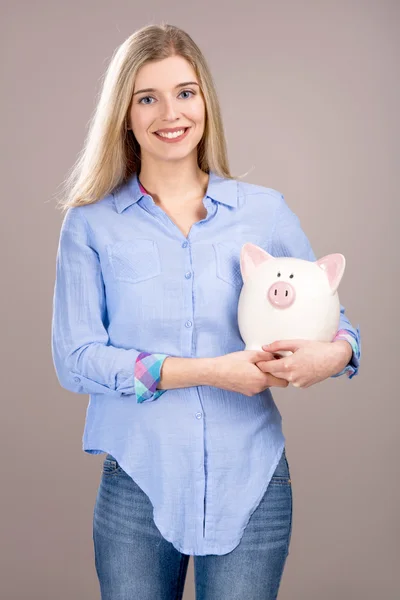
[255,358,280,372]
[262,340,302,353]
[259,358,291,377]
[255,357,278,368]
[253,351,276,361]
[267,374,290,387]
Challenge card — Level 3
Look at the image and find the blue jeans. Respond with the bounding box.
[93,447,292,599]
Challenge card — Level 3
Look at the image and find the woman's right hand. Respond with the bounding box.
[211,350,289,396]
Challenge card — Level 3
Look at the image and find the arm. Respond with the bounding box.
[51,207,170,400]
[156,356,215,391]
[272,192,361,378]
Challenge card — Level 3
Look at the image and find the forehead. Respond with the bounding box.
[134,55,198,91]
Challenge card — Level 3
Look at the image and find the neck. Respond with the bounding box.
[138,161,209,207]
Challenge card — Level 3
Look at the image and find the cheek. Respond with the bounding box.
[188,99,206,123]
[130,107,151,135]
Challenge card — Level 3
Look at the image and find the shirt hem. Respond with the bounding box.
[84,438,286,556]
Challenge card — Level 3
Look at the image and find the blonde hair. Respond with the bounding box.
[54,22,252,212]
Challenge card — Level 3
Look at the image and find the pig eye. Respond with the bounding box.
[289,274,294,278]
[277,272,281,277]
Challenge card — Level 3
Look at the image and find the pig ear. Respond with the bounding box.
[240,243,275,283]
[315,253,346,293]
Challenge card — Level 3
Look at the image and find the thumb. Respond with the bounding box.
[262,340,304,353]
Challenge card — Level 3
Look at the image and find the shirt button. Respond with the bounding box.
[195,412,203,419]
[73,377,81,383]
[182,242,188,248]
[185,320,192,328]
[185,272,192,279]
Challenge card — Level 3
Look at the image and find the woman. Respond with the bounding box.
[51,23,361,600]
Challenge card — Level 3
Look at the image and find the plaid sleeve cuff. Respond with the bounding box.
[134,352,169,403]
[330,326,361,379]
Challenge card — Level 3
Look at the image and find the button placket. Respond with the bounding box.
[182,241,194,330]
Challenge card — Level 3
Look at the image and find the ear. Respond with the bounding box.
[240,243,275,283]
[315,253,346,293]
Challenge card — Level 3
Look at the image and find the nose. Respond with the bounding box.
[160,96,179,119]
[267,281,296,309]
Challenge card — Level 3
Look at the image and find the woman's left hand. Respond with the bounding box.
[255,339,352,389]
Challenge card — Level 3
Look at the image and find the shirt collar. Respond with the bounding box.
[113,170,238,213]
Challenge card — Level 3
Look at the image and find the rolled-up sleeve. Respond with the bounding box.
[134,352,168,403]
[272,193,361,378]
[51,207,168,398]
[330,328,361,378]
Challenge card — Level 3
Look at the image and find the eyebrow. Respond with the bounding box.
[133,82,200,96]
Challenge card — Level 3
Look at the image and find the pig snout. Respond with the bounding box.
[267,281,296,309]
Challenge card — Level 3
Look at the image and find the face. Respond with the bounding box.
[128,55,206,164]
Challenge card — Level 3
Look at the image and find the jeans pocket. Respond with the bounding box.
[102,454,122,476]
[270,447,292,485]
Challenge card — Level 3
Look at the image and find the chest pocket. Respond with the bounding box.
[108,239,161,283]
[213,241,244,289]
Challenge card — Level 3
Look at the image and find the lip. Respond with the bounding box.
[153,127,191,143]
[155,126,189,133]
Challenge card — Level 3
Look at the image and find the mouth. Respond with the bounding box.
[152,127,191,143]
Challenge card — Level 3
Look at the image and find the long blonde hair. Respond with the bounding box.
[55,22,251,213]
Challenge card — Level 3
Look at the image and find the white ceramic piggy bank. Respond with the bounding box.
[237,243,345,357]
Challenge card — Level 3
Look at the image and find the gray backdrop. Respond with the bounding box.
[1,0,397,598]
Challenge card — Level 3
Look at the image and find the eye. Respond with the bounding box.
[289,274,294,278]
[138,89,196,104]
[179,89,196,99]
[138,96,155,105]
[277,272,281,277]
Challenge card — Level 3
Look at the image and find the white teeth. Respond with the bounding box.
[156,129,186,139]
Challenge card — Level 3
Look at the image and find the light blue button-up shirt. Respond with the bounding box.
[51,170,361,555]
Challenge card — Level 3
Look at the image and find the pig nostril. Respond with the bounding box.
[268,281,295,308]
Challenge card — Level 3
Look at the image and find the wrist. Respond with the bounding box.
[200,357,220,387]
[332,339,353,366]
[158,356,218,389]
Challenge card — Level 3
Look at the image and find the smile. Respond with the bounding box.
[153,127,190,143]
